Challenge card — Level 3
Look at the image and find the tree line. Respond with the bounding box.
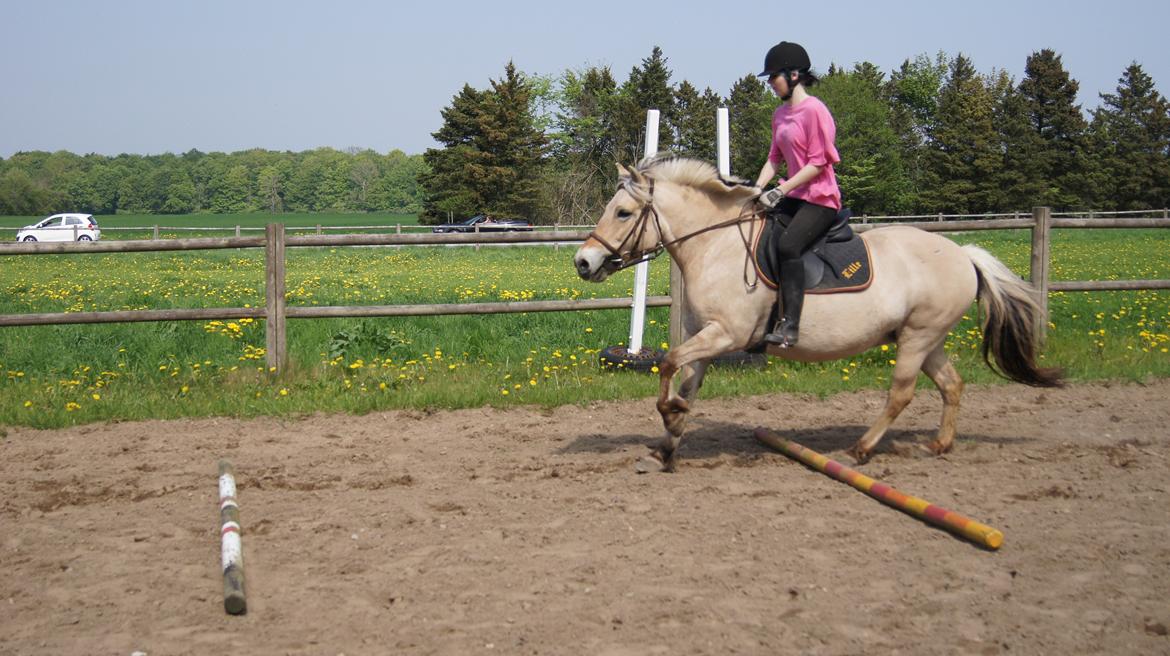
[424,48,1170,223]
[2,46,1168,222]
[0,148,427,216]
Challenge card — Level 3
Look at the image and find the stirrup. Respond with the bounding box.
[763,319,799,348]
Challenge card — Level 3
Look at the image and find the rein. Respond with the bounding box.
[586,178,763,273]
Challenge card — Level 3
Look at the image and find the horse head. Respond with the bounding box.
[575,157,759,282]
[574,162,661,282]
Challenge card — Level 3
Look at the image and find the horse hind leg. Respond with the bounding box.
[849,337,936,464]
[920,345,964,456]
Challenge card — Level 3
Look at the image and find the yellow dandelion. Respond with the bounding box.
[92,393,101,401]
[23,400,32,408]
[279,388,289,396]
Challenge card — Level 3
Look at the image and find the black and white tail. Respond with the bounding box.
[963,245,1063,387]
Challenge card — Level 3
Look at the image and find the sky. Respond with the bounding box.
[2,0,1168,158]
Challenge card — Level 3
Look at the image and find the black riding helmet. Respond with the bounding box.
[758,41,811,77]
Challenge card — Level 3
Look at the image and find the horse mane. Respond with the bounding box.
[622,155,759,203]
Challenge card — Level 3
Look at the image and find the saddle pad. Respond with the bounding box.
[752,219,874,294]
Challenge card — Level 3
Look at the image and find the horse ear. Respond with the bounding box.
[626,165,647,186]
[615,162,631,179]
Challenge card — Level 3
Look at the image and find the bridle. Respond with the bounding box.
[585,177,764,274]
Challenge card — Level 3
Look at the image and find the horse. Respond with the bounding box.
[574,156,1062,472]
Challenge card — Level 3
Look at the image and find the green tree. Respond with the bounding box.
[161,173,197,214]
[1018,49,1090,208]
[815,64,910,214]
[0,168,51,215]
[673,81,721,161]
[257,165,284,213]
[886,53,948,211]
[609,47,676,165]
[421,62,549,222]
[920,54,1001,213]
[372,151,426,213]
[1088,63,1170,209]
[725,74,774,179]
[211,164,253,213]
[992,71,1048,212]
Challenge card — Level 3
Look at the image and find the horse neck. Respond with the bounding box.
[657,184,754,272]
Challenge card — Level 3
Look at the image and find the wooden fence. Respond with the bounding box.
[1,208,1168,373]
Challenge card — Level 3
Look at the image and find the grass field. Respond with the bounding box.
[1,225,1167,429]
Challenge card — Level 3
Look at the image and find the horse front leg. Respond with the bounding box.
[648,324,734,472]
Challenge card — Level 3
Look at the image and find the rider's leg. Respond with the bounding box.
[764,201,837,347]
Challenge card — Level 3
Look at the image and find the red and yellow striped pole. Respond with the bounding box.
[754,428,1004,550]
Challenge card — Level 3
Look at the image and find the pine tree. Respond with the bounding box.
[672,81,721,162]
[921,54,1001,213]
[1088,63,1170,210]
[1018,49,1090,209]
[420,63,549,222]
[992,72,1048,212]
[611,46,676,165]
[725,74,773,179]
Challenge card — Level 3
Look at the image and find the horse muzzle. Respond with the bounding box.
[573,246,616,282]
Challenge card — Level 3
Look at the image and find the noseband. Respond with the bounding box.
[585,179,666,273]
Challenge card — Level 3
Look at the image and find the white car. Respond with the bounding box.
[16,213,102,242]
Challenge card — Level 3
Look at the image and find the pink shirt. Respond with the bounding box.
[768,95,842,210]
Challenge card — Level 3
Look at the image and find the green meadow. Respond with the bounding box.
[1,224,1167,429]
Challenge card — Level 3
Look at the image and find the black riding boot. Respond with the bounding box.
[764,259,805,347]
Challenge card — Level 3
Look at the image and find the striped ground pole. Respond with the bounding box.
[218,460,248,614]
[754,428,1004,550]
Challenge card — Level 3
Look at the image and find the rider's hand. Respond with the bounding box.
[758,186,785,209]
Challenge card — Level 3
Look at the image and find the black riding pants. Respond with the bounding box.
[769,198,837,324]
[770,197,838,261]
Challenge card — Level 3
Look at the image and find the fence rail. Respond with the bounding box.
[2,208,1168,371]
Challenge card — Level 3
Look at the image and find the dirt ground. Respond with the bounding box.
[2,379,1169,655]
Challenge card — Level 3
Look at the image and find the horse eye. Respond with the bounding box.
[616,209,634,220]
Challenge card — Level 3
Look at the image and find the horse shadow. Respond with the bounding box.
[559,417,1037,462]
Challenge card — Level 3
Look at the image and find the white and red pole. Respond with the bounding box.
[218,460,247,615]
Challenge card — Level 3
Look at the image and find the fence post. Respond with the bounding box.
[265,223,287,373]
[1029,206,1051,342]
[554,222,560,252]
[153,225,160,240]
[235,225,241,238]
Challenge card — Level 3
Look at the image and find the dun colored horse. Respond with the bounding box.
[574,157,1061,472]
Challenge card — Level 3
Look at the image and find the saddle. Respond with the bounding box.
[752,208,873,294]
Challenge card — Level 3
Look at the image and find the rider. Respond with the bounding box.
[754,41,842,348]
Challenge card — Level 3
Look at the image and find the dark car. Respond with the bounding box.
[431,214,533,233]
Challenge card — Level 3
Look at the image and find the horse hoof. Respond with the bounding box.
[848,446,872,465]
[926,440,953,456]
[635,451,667,474]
